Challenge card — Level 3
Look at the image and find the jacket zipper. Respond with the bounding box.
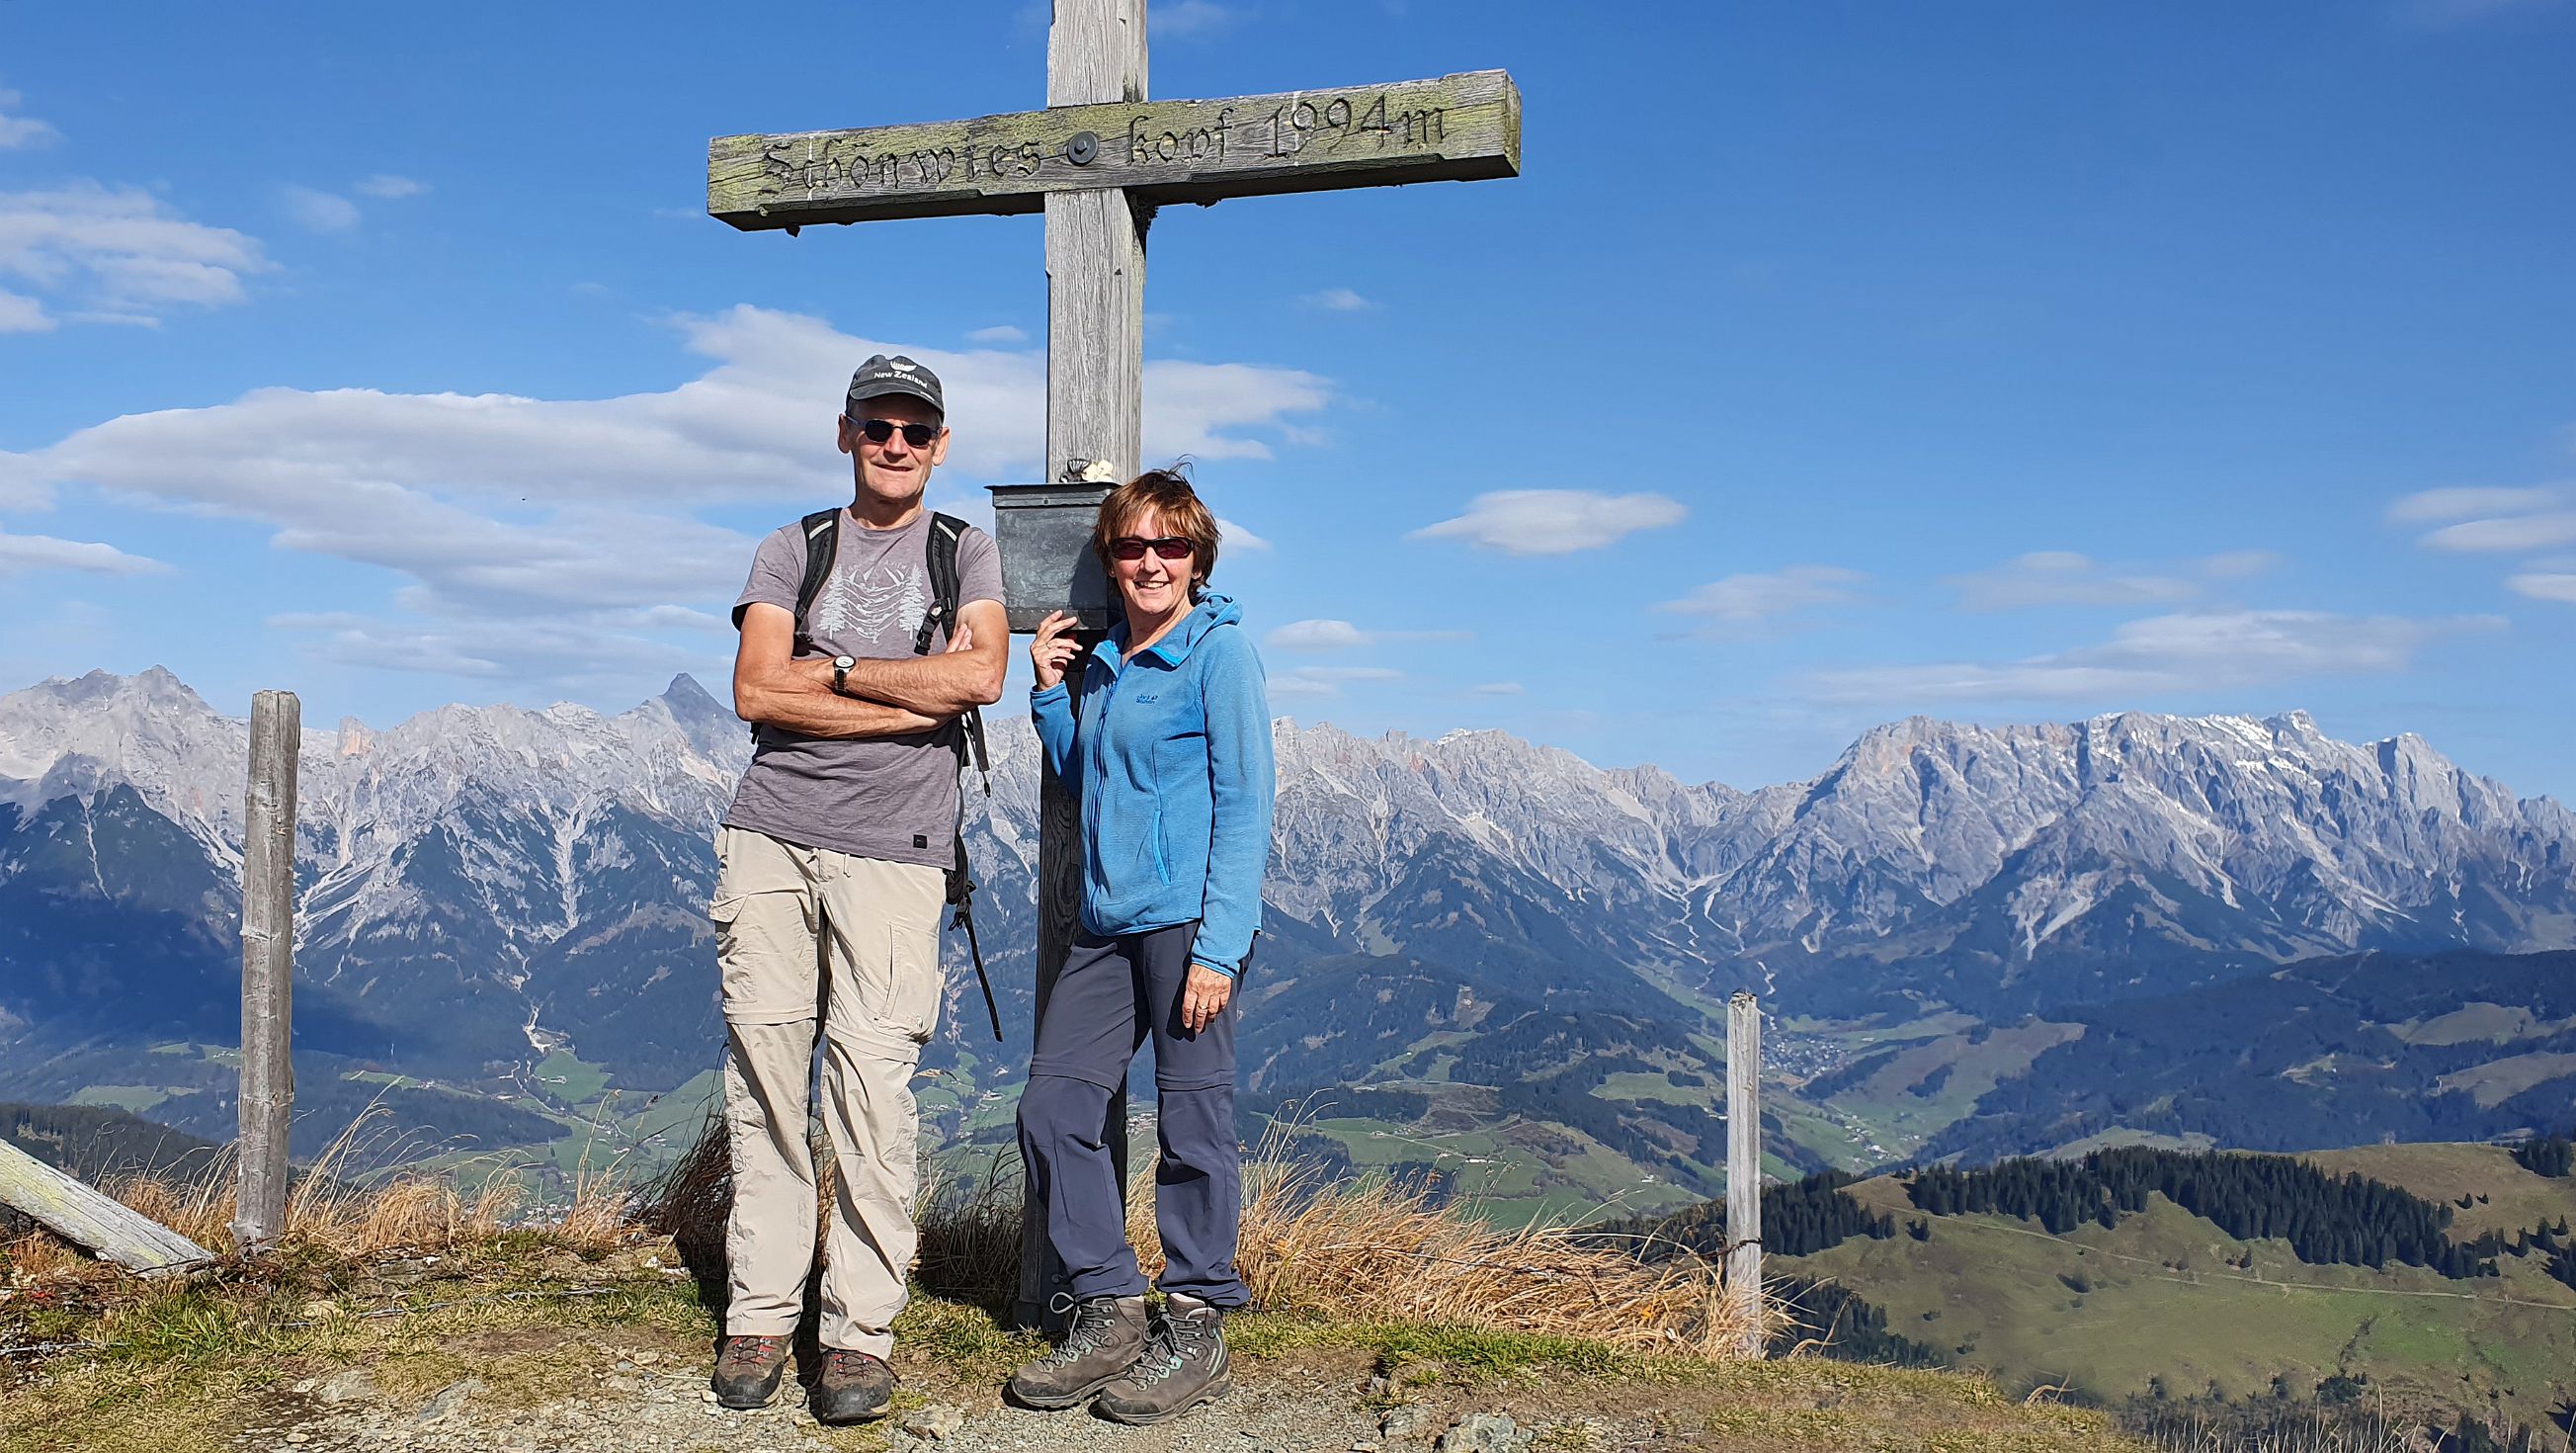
[1085,653,1133,898]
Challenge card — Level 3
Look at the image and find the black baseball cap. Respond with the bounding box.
[846,354,945,415]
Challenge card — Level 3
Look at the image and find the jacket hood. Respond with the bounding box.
[1115,591,1242,668]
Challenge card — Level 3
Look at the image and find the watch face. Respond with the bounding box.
[834,655,856,669]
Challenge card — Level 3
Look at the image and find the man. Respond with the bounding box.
[708,354,1008,1423]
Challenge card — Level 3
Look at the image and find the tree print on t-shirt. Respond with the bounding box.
[811,556,929,647]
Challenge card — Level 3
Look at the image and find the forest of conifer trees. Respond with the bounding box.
[1905,1147,2499,1276]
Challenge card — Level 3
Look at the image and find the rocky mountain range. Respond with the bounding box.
[4,668,2572,1185]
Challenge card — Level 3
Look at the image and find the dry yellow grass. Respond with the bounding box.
[629,1112,1767,1358]
[15,1110,1763,1375]
[2,1107,635,1292]
[1123,1153,1769,1361]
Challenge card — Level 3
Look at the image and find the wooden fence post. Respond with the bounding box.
[233,689,299,1253]
[1726,990,1764,1357]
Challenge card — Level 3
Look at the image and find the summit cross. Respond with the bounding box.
[706,0,1521,1331]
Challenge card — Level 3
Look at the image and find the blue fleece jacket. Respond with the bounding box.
[1031,592,1275,978]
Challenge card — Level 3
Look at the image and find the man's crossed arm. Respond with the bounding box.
[731,598,1010,739]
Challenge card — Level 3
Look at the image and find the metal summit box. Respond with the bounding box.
[989,481,1114,634]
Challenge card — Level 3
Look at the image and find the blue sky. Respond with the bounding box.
[3,1,2572,799]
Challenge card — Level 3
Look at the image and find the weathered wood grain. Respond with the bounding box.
[1726,991,1765,1357]
[0,1137,213,1275]
[1014,0,1144,1336]
[709,69,1519,229]
[234,688,298,1254]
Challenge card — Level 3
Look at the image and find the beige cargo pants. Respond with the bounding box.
[710,824,947,1358]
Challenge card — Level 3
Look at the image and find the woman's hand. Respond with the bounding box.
[1180,964,1233,1035]
[1031,610,1081,691]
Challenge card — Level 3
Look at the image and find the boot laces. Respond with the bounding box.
[824,1348,880,1379]
[1037,1294,1122,1369]
[1130,1308,1217,1387]
[718,1334,780,1370]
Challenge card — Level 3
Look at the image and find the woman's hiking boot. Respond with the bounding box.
[1096,1294,1232,1425]
[811,1348,895,1423]
[1006,1294,1149,1409]
[708,1334,788,1410]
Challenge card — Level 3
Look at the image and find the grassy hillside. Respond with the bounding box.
[1773,1144,2576,1434]
[0,1131,2144,1453]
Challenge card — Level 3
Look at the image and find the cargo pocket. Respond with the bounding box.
[873,919,943,1044]
[708,893,757,1015]
[712,892,813,1025]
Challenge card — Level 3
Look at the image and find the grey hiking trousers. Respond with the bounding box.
[1016,922,1250,1308]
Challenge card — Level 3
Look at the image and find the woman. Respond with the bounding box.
[1007,468,1274,1425]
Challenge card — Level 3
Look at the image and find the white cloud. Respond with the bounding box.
[280,185,362,233]
[1298,666,1402,682]
[0,288,47,334]
[2,305,1330,694]
[1269,663,1401,698]
[1410,489,1687,556]
[1216,517,1270,551]
[1145,359,1329,461]
[1942,551,2279,612]
[1802,609,2494,705]
[1269,619,1371,651]
[967,323,1029,344]
[1471,681,1524,696]
[1303,288,1375,312]
[2387,484,2561,523]
[1657,565,1865,629]
[0,87,58,149]
[1151,0,1238,37]
[353,174,429,200]
[266,609,705,685]
[1265,618,1466,650]
[2423,512,2576,553]
[2392,480,2576,608]
[2388,482,2576,552]
[0,531,172,577]
[0,181,269,324]
[2200,550,2282,580]
[8,305,1322,512]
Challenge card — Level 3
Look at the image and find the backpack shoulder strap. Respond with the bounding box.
[917,513,992,782]
[913,512,967,656]
[918,512,1000,1040]
[790,508,841,656]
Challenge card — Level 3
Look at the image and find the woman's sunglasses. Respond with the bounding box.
[1109,536,1194,561]
[847,415,941,448]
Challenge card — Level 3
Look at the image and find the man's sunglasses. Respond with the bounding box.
[1109,536,1194,561]
[847,415,941,448]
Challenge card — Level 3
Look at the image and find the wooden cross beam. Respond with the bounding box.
[709,70,1519,230]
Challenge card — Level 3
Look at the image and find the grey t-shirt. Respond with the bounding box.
[721,509,1004,867]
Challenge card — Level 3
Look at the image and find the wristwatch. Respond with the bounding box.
[830,655,857,696]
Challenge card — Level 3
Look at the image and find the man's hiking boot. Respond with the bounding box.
[811,1347,895,1423]
[1096,1294,1231,1425]
[1006,1294,1149,1409]
[709,1334,788,1410]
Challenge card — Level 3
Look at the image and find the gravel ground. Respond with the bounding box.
[226,1350,1639,1453]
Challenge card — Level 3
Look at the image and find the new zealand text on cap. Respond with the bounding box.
[847,354,945,415]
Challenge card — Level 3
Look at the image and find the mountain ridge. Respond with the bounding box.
[5,667,2574,1189]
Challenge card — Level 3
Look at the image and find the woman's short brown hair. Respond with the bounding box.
[1093,466,1221,590]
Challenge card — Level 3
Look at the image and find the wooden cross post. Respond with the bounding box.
[708,0,1520,1331]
